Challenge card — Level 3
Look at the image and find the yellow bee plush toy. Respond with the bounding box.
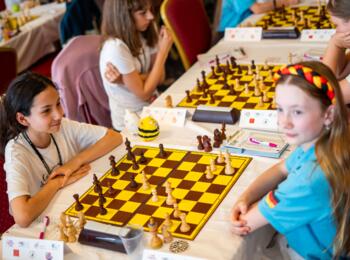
[138,116,159,141]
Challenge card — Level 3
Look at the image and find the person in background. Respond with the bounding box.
[231,61,350,259]
[99,0,173,131]
[0,72,123,227]
[323,0,350,104]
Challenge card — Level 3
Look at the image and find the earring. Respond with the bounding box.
[325,124,331,131]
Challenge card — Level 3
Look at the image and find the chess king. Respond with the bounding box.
[138,116,160,141]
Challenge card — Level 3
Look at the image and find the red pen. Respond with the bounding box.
[39,216,50,239]
[249,137,277,148]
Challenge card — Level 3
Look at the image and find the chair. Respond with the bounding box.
[0,47,17,95]
[0,0,5,11]
[0,156,15,234]
[161,0,212,70]
[51,35,112,128]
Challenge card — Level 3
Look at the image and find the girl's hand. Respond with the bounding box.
[105,62,122,84]
[231,199,251,236]
[158,26,173,54]
[48,160,82,186]
[59,164,91,188]
[332,32,350,49]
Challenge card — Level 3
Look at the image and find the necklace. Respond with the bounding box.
[22,131,63,176]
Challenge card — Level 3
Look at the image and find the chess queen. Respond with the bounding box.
[0,72,123,227]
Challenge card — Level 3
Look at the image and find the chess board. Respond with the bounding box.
[177,63,283,110]
[255,6,334,31]
[65,146,251,240]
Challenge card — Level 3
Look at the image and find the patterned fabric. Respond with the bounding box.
[274,64,335,104]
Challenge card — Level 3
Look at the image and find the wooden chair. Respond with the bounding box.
[161,0,212,70]
[0,156,15,234]
[0,47,17,95]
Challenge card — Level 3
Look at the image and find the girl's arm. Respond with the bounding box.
[121,27,173,101]
[231,160,288,235]
[323,32,350,77]
[50,129,122,185]
[10,165,90,227]
[250,0,298,14]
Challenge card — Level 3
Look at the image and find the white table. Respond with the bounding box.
[0,2,66,72]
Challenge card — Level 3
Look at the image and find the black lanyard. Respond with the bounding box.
[22,131,63,176]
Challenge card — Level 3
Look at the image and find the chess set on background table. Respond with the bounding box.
[177,56,283,111]
[65,143,251,241]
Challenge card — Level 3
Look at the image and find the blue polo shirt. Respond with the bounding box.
[258,146,336,259]
[218,0,254,32]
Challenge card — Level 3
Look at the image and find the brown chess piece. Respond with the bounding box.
[109,155,119,176]
[185,90,193,102]
[73,194,84,211]
[197,135,204,150]
[158,144,167,158]
[213,129,222,148]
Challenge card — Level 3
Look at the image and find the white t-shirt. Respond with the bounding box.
[5,118,107,202]
[99,37,158,131]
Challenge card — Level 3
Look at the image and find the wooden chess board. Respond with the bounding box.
[177,63,283,110]
[65,146,252,240]
[255,5,334,31]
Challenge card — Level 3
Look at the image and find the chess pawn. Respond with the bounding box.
[148,218,163,249]
[259,81,266,92]
[179,213,191,233]
[166,189,176,206]
[165,95,173,108]
[254,85,261,97]
[77,211,87,230]
[162,225,173,243]
[151,189,158,202]
[163,212,173,228]
[217,151,225,164]
[225,156,235,175]
[263,91,270,102]
[58,224,68,242]
[244,83,249,95]
[210,158,216,172]
[257,96,264,108]
[271,95,277,109]
[206,166,214,180]
[247,64,252,75]
[173,203,182,218]
[141,171,150,190]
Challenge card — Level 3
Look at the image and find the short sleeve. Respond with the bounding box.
[101,39,136,75]
[258,166,331,234]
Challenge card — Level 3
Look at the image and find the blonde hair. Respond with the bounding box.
[276,61,350,258]
[101,0,158,57]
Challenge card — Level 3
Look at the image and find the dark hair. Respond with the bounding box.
[327,0,350,21]
[101,0,158,57]
[0,72,55,155]
[276,61,350,258]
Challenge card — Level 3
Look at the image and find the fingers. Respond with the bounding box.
[105,62,121,83]
[231,224,251,236]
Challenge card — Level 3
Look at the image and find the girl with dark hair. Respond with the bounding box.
[323,0,350,103]
[230,61,350,259]
[99,0,173,131]
[0,72,122,227]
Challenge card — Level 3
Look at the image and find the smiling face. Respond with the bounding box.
[132,5,154,32]
[330,15,350,33]
[21,86,64,137]
[276,84,328,150]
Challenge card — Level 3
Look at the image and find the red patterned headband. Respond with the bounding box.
[274,64,336,104]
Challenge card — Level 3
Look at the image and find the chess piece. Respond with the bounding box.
[244,83,249,94]
[127,149,134,161]
[254,84,261,97]
[166,187,176,206]
[66,221,77,243]
[210,158,216,172]
[109,155,119,176]
[165,95,173,108]
[217,151,225,164]
[130,173,138,188]
[141,171,150,190]
[138,150,147,164]
[213,129,222,148]
[271,95,277,109]
[163,212,173,228]
[201,70,209,89]
[158,144,167,158]
[203,136,213,152]
[196,78,202,92]
[73,193,84,211]
[162,224,173,243]
[263,91,270,102]
[257,96,264,107]
[206,165,214,180]
[247,64,252,75]
[259,80,266,92]
[107,181,117,196]
[225,60,232,74]
[263,60,269,70]
[77,211,86,230]
[202,88,208,98]
[230,56,237,68]
[148,218,163,249]
[215,55,222,73]
[94,182,102,194]
[210,66,218,79]
[173,203,182,218]
[229,84,235,95]
[58,224,68,242]
[197,135,204,150]
[60,212,67,227]
[98,190,106,204]
[185,90,193,102]
[99,199,107,215]
[235,78,240,89]
[179,213,191,233]
[224,154,235,175]
[131,156,139,170]
[151,189,158,202]
[125,137,131,150]
[221,122,227,140]
[209,92,215,104]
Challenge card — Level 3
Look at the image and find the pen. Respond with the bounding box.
[249,137,277,148]
[39,216,50,239]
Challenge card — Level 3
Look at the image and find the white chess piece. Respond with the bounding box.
[124,109,140,135]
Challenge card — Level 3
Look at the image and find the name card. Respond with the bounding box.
[239,109,278,132]
[224,27,262,42]
[142,249,206,260]
[2,236,64,260]
[141,107,187,127]
[300,29,335,42]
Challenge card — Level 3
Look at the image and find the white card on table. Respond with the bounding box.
[2,236,64,260]
[141,107,187,127]
[300,29,335,42]
[224,27,262,42]
[239,109,278,132]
